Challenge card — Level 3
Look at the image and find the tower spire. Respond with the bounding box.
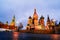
[47,15,50,22]
[10,15,15,26]
[34,8,36,13]
[33,8,38,26]
[33,8,38,19]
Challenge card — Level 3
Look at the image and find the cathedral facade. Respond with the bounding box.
[26,9,45,30]
[26,9,55,30]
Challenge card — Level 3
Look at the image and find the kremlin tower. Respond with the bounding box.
[10,15,17,30]
[10,15,15,26]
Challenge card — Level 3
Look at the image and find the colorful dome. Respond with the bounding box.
[33,9,38,19]
[40,15,44,19]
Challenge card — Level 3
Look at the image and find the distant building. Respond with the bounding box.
[0,15,17,31]
[6,21,8,25]
[10,15,15,26]
[9,15,17,30]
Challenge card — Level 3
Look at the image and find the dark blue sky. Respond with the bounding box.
[0,0,60,29]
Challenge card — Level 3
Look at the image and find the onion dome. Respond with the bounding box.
[29,16,32,19]
[40,15,44,19]
[47,15,50,22]
[33,9,38,19]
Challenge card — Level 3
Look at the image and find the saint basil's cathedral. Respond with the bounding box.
[26,9,55,30]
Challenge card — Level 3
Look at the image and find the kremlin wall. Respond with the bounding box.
[0,15,17,31]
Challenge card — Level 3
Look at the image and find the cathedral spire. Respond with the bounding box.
[46,15,51,29]
[33,8,38,20]
[34,8,36,13]
[47,15,50,22]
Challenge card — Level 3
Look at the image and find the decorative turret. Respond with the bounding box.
[40,15,44,19]
[39,15,45,30]
[27,16,32,26]
[51,19,55,26]
[47,15,50,22]
[10,15,15,26]
[46,15,51,29]
[39,15,44,25]
[47,15,51,25]
[33,9,38,26]
[33,9,38,20]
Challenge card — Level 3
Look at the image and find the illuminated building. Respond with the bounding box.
[26,9,56,30]
[9,15,17,30]
[26,24,30,30]
[50,19,56,30]
[46,15,51,29]
[5,21,9,29]
[39,15,45,30]
[26,9,45,30]
[10,15,15,26]
[27,16,33,30]
[33,9,38,26]
[51,19,55,26]
[39,15,44,26]
[27,16,32,26]
[0,15,17,31]
[27,16,35,30]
